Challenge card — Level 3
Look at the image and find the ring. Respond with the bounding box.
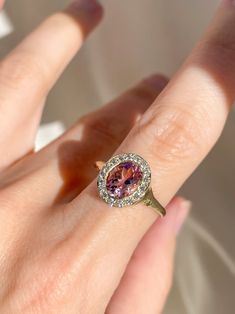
[96,153,166,217]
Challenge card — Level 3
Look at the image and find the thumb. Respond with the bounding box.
[106,197,191,314]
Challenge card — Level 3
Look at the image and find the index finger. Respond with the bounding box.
[0,0,103,170]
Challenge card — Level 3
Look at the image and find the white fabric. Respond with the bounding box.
[0,11,12,38]
[35,121,65,151]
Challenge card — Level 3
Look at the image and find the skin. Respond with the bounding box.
[0,0,234,313]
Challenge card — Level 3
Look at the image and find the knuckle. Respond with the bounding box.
[209,34,235,56]
[130,83,160,103]
[139,104,209,164]
[81,114,123,145]
[201,36,235,70]
[0,51,48,93]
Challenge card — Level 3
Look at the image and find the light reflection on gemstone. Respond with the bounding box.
[106,161,143,199]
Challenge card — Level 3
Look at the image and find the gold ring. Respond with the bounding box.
[96,153,166,217]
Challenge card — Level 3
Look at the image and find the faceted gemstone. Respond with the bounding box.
[106,161,143,199]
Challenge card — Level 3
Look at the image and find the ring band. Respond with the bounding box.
[96,153,166,217]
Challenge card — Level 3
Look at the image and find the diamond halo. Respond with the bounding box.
[97,153,151,208]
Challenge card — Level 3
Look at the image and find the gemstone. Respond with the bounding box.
[106,161,143,199]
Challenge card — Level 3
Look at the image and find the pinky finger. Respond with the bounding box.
[106,197,191,314]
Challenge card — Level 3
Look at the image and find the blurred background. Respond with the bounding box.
[1,0,235,313]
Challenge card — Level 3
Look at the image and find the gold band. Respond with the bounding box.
[142,188,166,217]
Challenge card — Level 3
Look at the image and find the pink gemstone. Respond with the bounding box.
[106,162,143,199]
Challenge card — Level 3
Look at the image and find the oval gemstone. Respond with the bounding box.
[106,161,143,199]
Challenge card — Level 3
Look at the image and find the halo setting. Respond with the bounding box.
[97,153,151,208]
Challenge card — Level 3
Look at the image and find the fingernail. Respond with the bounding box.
[69,0,102,14]
[173,199,191,235]
[0,0,5,10]
[143,74,169,91]
[223,0,235,7]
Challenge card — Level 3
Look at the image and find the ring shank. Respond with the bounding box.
[142,189,166,217]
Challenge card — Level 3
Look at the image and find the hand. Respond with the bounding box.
[0,0,234,313]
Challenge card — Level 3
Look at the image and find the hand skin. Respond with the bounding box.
[0,0,234,313]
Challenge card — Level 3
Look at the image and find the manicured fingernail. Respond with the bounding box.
[144,74,169,91]
[69,0,102,14]
[0,0,5,10]
[173,199,191,235]
[223,0,235,6]
[67,0,103,36]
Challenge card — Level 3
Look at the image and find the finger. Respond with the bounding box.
[53,75,168,203]
[68,2,235,311]
[0,75,168,310]
[0,75,168,207]
[0,0,103,170]
[117,0,235,203]
[0,0,5,10]
[106,197,191,314]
